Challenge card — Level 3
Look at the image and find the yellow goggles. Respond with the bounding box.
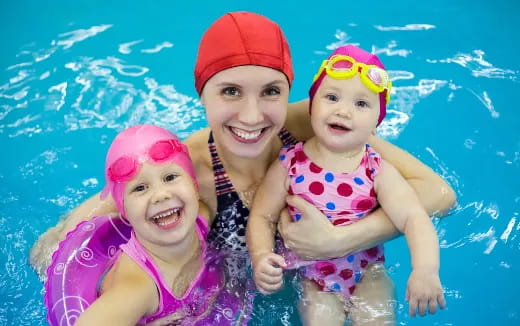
[313,55,392,104]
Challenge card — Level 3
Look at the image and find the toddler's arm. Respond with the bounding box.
[375,159,446,316]
[246,159,289,295]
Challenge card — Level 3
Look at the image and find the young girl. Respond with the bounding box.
[247,45,446,325]
[53,125,227,325]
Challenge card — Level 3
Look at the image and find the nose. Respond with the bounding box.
[237,96,263,125]
[150,185,172,204]
[336,102,353,119]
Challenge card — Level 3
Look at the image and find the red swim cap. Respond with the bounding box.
[194,12,294,95]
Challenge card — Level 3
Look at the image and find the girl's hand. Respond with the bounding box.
[406,267,446,317]
[277,195,343,260]
[251,252,286,295]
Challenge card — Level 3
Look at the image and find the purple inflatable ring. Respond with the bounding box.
[44,214,132,326]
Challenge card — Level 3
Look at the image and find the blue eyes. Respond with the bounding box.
[220,86,281,97]
[326,94,339,101]
[222,87,240,96]
[355,100,370,108]
[263,87,281,96]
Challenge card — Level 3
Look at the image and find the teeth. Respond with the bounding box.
[152,208,180,220]
[231,127,262,140]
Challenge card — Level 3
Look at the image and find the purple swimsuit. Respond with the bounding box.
[119,216,224,325]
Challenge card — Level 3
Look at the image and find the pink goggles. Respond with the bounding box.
[107,138,189,183]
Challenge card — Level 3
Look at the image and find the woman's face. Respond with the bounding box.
[200,65,289,159]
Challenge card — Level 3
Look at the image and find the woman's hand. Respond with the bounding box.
[277,195,347,260]
[278,195,401,261]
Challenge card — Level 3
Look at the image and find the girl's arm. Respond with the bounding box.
[29,193,117,280]
[75,263,157,326]
[246,159,289,261]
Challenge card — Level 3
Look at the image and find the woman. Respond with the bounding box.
[31,11,455,324]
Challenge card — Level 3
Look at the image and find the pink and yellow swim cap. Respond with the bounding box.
[100,125,197,217]
[309,45,390,126]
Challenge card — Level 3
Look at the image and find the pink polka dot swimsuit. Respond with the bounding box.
[279,142,385,299]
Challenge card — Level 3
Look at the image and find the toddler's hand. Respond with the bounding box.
[406,267,446,317]
[252,252,286,295]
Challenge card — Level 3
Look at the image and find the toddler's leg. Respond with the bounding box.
[348,263,396,326]
[298,278,346,326]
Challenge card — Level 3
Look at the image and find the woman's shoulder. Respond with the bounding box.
[184,128,213,179]
[184,128,211,158]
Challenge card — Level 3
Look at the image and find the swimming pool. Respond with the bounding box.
[1,0,519,325]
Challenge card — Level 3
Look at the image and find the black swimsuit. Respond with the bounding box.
[206,128,298,253]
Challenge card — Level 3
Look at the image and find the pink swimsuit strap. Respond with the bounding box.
[120,216,224,324]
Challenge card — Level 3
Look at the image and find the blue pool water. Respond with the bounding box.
[1,0,519,325]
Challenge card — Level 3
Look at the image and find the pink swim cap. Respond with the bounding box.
[100,125,197,218]
[309,45,389,126]
[194,11,294,95]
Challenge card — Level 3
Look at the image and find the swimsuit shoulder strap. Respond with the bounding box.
[208,131,236,196]
[278,127,298,146]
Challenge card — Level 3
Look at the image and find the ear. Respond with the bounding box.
[371,127,377,135]
[199,93,205,107]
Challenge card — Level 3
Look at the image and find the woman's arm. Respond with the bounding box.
[278,196,399,259]
[368,135,456,216]
[29,193,118,280]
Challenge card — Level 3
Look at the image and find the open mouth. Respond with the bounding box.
[150,208,182,230]
[328,123,351,132]
[228,126,268,142]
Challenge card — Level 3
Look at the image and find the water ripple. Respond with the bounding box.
[374,41,412,57]
[57,24,112,50]
[118,40,143,54]
[374,24,436,31]
[467,89,499,118]
[427,50,518,82]
[378,79,448,138]
[141,41,174,53]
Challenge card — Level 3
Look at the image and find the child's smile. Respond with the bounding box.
[149,207,183,230]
